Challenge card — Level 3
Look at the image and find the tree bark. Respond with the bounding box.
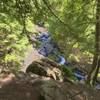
[86,0,100,85]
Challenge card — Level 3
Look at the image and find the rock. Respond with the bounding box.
[0,73,67,100]
[26,58,63,82]
[0,72,100,100]
[26,61,47,76]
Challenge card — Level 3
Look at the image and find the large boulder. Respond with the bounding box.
[0,72,69,100]
[26,58,64,82]
[0,72,100,100]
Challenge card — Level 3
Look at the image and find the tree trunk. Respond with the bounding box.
[86,0,100,85]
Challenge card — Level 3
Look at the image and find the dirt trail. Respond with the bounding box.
[21,48,44,72]
[21,25,48,72]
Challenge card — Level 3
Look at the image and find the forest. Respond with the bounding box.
[0,0,100,100]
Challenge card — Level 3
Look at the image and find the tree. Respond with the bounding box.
[0,0,98,75]
[86,0,100,86]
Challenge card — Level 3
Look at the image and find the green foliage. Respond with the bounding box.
[0,0,97,72]
[61,65,77,82]
[42,0,95,62]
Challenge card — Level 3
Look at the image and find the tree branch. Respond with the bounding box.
[42,0,73,31]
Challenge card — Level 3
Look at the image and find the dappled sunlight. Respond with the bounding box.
[0,0,100,99]
[0,73,15,88]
